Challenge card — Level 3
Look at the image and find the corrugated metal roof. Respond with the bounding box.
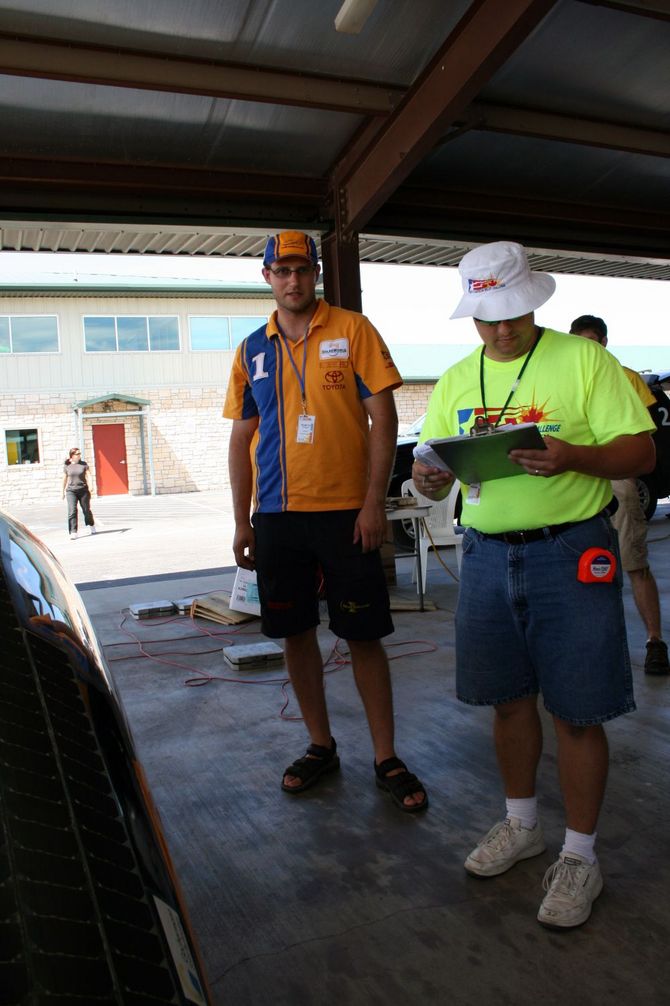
[0,223,666,280]
[0,1,665,281]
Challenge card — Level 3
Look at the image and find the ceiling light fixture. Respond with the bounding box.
[334,0,379,35]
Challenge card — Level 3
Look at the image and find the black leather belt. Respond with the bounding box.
[481,523,574,544]
[481,500,616,545]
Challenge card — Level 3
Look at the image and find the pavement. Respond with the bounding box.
[5,490,670,1004]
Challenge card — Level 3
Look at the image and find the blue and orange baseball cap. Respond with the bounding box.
[263,231,318,267]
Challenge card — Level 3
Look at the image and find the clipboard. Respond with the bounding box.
[414,423,546,483]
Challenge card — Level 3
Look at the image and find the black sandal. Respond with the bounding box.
[281,738,340,793]
[374,756,428,813]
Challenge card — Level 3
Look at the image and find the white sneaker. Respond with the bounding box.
[465,816,546,877]
[69,532,77,540]
[537,852,603,929]
[89,526,97,535]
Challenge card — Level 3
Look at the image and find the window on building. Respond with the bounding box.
[84,316,116,352]
[189,316,231,351]
[5,428,40,465]
[0,316,59,353]
[117,316,148,351]
[148,316,179,351]
[189,315,267,351]
[83,316,180,352]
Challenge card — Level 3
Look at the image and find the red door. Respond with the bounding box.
[92,424,129,496]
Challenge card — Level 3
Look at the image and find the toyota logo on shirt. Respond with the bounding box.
[323,370,345,390]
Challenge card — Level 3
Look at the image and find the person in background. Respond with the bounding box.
[62,447,96,540]
[570,315,669,676]
[413,241,655,928]
[223,230,427,812]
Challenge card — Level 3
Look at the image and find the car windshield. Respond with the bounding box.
[402,414,426,436]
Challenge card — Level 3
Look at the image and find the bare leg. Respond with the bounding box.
[553,718,609,835]
[349,638,425,808]
[282,628,331,788]
[628,566,663,640]
[493,695,543,797]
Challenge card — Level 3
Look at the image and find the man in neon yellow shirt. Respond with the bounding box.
[413,241,655,929]
[569,314,669,676]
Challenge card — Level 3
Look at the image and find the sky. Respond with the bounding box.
[0,250,667,374]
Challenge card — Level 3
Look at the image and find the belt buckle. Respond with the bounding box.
[505,529,539,544]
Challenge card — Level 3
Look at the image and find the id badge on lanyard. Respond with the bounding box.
[297,413,315,443]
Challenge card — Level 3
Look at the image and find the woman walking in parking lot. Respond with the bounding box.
[62,447,97,540]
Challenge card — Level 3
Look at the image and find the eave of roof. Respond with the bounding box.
[0,281,274,297]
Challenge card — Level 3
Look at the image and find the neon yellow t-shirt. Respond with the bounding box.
[420,329,654,533]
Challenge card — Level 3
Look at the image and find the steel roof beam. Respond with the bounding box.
[330,0,560,234]
[0,156,327,202]
[464,103,670,157]
[0,32,403,115]
[384,185,670,232]
[577,0,670,21]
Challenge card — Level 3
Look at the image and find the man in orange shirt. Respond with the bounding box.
[570,314,669,675]
[224,231,427,811]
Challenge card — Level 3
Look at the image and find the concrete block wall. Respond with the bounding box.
[2,382,437,511]
[394,383,435,425]
[1,392,77,508]
[1,388,232,509]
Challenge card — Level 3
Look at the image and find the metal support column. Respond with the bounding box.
[321,180,363,311]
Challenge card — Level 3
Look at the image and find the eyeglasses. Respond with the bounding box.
[268,265,315,278]
[474,315,525,327]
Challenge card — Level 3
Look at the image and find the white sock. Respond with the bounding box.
[562,828,597,864]
[505,796,537,829]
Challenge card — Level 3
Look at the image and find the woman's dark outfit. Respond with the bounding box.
[64,460,95,534]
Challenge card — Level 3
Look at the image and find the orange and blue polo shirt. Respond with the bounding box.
[223,299,402,512]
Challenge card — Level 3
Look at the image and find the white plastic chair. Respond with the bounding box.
[400,478,462,592]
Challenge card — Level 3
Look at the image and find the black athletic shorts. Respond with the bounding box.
[252,510,394,641]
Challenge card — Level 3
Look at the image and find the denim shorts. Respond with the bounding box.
[455,513,635,725]
[252,510,394,641]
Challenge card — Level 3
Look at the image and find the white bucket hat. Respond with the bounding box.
[450,241,556,321]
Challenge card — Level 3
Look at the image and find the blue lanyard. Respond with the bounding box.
[278,323,310,414]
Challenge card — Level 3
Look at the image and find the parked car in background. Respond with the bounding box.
[639,373,670,519]
[389,414,426,550]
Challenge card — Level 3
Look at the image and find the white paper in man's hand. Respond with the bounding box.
[412,442,454,472]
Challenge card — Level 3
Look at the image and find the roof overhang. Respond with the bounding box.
[2,222,666,281]
[74,393,151,409]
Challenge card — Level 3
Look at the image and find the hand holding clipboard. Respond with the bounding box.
[414,423,547,484]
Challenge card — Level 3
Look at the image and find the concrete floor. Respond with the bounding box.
[9,494,670,1004]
